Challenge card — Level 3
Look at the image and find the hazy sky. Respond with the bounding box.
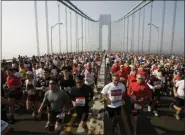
[2,1,184,59]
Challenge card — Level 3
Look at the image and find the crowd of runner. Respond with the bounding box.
[1,51,184,135]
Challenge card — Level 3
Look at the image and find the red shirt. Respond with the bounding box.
[116,70,128,81]
[6,76,21,91]
[110,64,120,73]
[123,66,130,76]
[94,57,101,62]
[137,69,148,81]
[128,74,137,85]
[127,82,152,106]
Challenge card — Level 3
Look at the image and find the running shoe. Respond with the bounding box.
[148,106,152,112]
[44,122,51,129]
[174,114,180,120]
[153,110,159,117]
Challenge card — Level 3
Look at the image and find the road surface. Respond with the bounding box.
[7,61,185,135]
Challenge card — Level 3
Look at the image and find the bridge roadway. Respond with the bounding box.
[7,60,184,135]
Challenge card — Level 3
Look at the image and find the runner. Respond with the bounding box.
[70,75,94,130]
[38,80,68,131]
[24,71,40,119]
[6,68,22,123]
[127,74,152,135]
[170,74,184,120]
[147,72,163,116]
[101,74,126,133]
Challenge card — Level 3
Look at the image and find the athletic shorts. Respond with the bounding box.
[175,97,185,108]
[106,106,121,119]
[26,91,39,101]
[8,91,22,100]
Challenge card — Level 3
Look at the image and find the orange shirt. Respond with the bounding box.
[72,66,78,72]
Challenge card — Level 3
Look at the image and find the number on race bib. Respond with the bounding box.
[112,96,122,103]
[134,104,142,110]
[76,97,85,106]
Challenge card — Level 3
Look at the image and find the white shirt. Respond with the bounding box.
[51,69,57,76]
[106,58,110,64]
[84,70,95,85]
[176,80,185,99]
[101,82,126,108]
[32,68,37,78]
[36,68,44,78]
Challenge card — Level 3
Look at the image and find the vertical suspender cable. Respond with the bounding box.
[77,15,78,52]
[138,10,141,53]
[123,19,125,52]
[70,11,72,52]
[120,21,122,50]
[75,13,78,53]
[170,0,177,55]
[34,1,40,56]
[148,2,153,53]
[141,6,145,53]
[65,6,68,52]
[85,19,86,52]
[88,20,90,51]
[132,14,135,52]
[126,17,129,52]
[81,16,83,52]
[45,1,50,54]
[58,2,61,53]
[160,1,166,55]
[120,20,123,51]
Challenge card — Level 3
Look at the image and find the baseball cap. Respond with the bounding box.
[26,71,33,75]
[75,75,84,82]
[120,65,124,68]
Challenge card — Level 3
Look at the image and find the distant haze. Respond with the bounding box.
[2,1,184,59]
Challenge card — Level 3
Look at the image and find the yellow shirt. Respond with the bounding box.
[19,68,27,80]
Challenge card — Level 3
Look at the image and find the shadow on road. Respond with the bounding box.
[124,96,158,135]
[8,131,57,135]
[153,125,184,135]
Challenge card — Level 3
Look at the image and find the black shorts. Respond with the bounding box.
[106,106,121,119]
[8,91,22,100]
[151,89,161,101]
[131,104,143,116]
[175,97,185,108]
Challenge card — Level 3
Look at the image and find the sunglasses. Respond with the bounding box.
[49,82,55,85]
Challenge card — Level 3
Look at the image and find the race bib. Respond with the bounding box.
[112,96,122,103]
[111,89,122,103]
[120,77,125,81]
[28,90,36,95]
[134,104,142,110]
[76,97,85,106]
[56,113,65,119]
[64,87,70,91]
[154,84,162,89]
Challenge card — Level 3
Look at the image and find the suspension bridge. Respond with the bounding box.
[2,0,184,135]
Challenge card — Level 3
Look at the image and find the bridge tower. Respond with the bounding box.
[99,14,111,51]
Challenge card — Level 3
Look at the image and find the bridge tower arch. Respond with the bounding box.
[99,14,111,51]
